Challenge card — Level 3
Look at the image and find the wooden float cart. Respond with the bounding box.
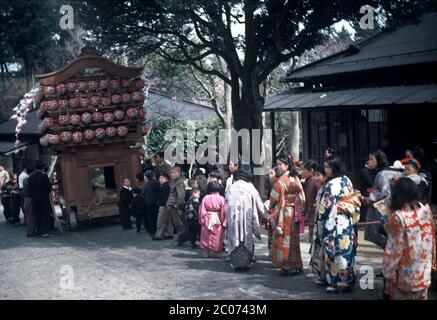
[35,48,146,230]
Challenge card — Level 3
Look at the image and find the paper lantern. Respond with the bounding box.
[121,79,132,88]
[84,129,95,140]
[48,134,60,145]
[60,131,72,143]
[88,80,98,91]
[114,110,125,121]
[68,82,77,92]
[44,117,55,128]
[101,97,111,106]
[103,112,114,123]
[39,135,49,147]
[69,97,80,108]
[78,82,88,92]
[95,128,106,139]
[111,95,121,104]
[122,93,131,104]
[56,83,67,95]
[70,114,81,126]
[72,131,83,144]
[127,107,138,119]
[81,112,92,125]
[43,86,55,95]
[90,96,100,106]
[117,126,128,137]
[58,114,70,126]
[105,127,116,137]
[139,108,146,118]
[46,100,58,111]
[99,79,109,90]
[131,91,144,102]
[110,79,120,90]
[92,112,103,123]
[58,100,69,109]
[135,79,145,89]
[80,97,89,108]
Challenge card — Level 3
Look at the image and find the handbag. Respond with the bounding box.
[229,212,252,270]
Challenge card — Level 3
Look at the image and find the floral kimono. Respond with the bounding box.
[269,175,306,272]
[383,203,436,300]
[318,175,360,289]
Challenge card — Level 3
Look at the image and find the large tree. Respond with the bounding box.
[77,0,431,131]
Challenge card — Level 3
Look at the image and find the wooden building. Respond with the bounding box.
[264,13,437,187]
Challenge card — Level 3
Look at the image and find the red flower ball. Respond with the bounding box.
[127,107,139,119]
[48,134,60,145]
[58,99,69,108]
[68,82,77,92]
[95,128,106,139]
[114,110,124,121]
[78,82,88,92]
[84,129,95,140]
[117,126,128,137]
[131,91,144,102]
[110,79,120,90]
[92,112,103,123]
[139,108,146,118]
[46,100,57,111]
[121,79,132,88]
[105,127,116,137]
[103,112,114,123]
[135,79,145,89]
[56,83,67,95]
[90,96,100,106]
[101,97,111,106]
[80,97,89,108]
[111,95,121,104]
[122,93,131,104]
[60,131,72,143]
[58,114,70,126]
[80,112,92,125]
[69,97,79,108]
[72,131,83,144]
[88,80,98,91]
[39,135,49,147]
[70,114,81,126]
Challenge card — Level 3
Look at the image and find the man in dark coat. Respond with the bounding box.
[131,187,147,234]
[143,170,160,236]
[28,162,52,238]
[118,178,133,230]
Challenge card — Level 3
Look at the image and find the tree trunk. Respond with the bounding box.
[290,111,300,161]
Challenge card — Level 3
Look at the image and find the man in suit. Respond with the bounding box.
[118,178,133,230]
[28,161,52,238]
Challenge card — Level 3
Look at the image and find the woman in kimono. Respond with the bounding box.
[198,181,227,259]
[307,163,328,283]
[269,166,306,275]
[383,177,436,300]
[226,169,266,269]
[318,158,361,293]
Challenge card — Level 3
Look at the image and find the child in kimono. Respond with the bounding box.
[199,181,227,258]
[184,188,201,248]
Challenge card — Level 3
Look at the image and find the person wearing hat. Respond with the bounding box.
[130,187,147,234]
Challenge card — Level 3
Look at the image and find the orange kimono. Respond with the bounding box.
[269,175,305,271]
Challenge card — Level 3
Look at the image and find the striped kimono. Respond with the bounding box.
[269,175,306,271]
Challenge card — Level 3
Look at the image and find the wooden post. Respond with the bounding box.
[270,111,276,162]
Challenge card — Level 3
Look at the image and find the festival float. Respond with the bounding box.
[33,47,150,229]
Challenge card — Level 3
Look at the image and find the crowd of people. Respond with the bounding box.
[1,145,436,300]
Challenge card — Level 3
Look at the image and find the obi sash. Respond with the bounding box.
[206,210,221,231]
